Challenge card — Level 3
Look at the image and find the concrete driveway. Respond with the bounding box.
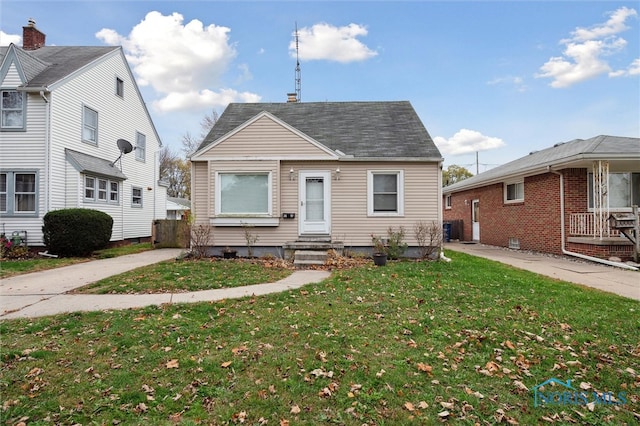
[445,242,639,301]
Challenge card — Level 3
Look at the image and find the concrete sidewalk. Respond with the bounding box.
[0,249,331,320]
[445,242,639,301]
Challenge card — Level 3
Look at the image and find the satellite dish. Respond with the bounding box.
[117,138,134,154]
[111,139,134,166]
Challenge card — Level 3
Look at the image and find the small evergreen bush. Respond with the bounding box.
[42,208,113,257]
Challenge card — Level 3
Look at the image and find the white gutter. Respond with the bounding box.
[549,167,638,271]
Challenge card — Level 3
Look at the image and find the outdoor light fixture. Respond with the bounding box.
[289,168,295,181]
[335,167,341,181]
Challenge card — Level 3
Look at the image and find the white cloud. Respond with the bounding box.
[153,88,261,112]
[536,7,638,88]
[487,75,527,92]
[0,31,21,46]
[96,11,260,113]
[290,23,378,63]
[434,129,506,156]
[536,7,637,88]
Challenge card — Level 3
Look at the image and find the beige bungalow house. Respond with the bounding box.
[189,101,443,262]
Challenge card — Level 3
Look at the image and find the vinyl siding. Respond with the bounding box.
[1,63,22,86]
[0,92,48,243]
[198,115,334,159]
[0,49,163,245]
[192,159,441,247]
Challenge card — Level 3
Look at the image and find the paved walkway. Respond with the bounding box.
[0,249,331,320]
[445,242,639,301]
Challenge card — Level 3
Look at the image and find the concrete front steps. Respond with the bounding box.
[284,236,344,268]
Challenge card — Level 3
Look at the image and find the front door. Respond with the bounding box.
[299,171,331,235]
[472,199,480,241]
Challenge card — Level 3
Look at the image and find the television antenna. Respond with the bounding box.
[294,22,301,102]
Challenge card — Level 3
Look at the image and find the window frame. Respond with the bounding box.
[82,105,98,145]
[212,171,279,226]
[132,186,143,208]
[504,180,524,203]
[83,174,120,205]
[116,77,124,97]
[588,172,640,211]
[0,171,38,216]
[445,194,452,209]
[135,131,146,162]
[367,170,404,217]
[1,90,26,130]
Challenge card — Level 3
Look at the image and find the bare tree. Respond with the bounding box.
[159,146,190,198]
[181,109,219,157]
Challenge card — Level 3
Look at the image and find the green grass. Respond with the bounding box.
[0,243,154,279]
[1,251,638,425]
[72,258,294,294]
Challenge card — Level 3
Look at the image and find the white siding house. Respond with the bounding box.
[0,22,166,247]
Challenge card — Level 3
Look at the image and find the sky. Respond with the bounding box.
[1,1,639,173]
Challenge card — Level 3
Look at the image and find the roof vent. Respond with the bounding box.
[554,142,565,147]
[286,93,298,103]
[529,151,538,155]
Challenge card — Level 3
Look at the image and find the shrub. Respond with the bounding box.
[42,208,113,257]
[385,226,408,260]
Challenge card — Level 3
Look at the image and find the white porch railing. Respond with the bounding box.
[569,213,620,237]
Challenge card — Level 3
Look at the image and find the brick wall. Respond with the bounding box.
[443,168,634,260]
[444,171,562,254]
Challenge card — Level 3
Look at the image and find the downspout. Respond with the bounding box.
[40,90,50,215]
[549,167,638,271]
[438,161,451,262]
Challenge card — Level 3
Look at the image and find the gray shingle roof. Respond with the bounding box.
[65,149,127,180]
[0,45,119,89]
[444,135,640,192]
[197,101,442,160]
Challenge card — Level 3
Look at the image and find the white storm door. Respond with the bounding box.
[299,171,331,235]
[472,199,480,240]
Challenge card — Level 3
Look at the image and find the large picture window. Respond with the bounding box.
[217,173,270,215]
[0,171,37,215]
[1,90,25,129]
[588,172,640,209]
[368,170,404,216]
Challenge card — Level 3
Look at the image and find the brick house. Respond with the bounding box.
[443,135,639,262]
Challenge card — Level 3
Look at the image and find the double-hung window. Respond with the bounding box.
[132,186,143,207]
[136,132,146,162]
[445,194,452,209]
[504,180,524,203]
[0,171,37,215]
[116,77,124,97]
[368,170,404,216]
[84,175,119,204]
[1,90,25,130]
[83,105,98,144]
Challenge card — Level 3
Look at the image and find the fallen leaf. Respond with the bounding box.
[417,363,433,374]
[166,359,179,369]
[290,405,301,414]
[221,361,232,368]
[404,401,415,411]
[438,410,450,418]
[505,340,516,350]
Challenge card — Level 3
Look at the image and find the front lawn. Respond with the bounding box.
[0,243,155,279]
[1,251,638,425]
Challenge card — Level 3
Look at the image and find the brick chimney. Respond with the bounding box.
[23,18,45,50]
[286,93,298,103]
